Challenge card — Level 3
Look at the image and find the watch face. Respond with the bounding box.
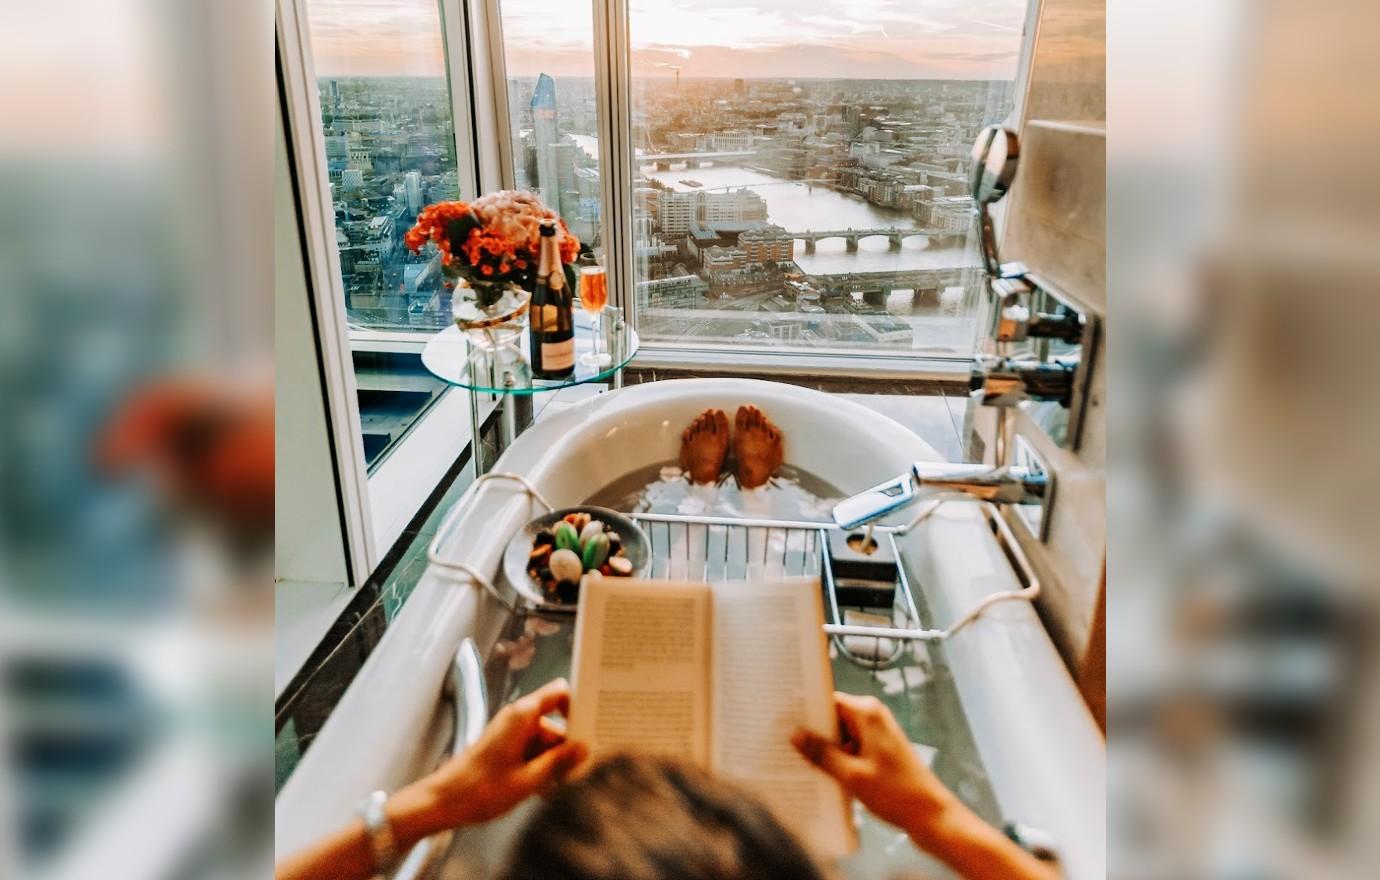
[359,791,398,869]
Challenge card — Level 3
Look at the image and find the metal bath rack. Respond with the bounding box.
[428,473,1041,666]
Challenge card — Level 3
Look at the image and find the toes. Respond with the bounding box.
[714,409,729,436]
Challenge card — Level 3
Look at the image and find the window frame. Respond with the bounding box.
[278,0,498,577]
[474,0,1045,378]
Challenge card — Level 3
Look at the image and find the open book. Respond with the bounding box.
[568,575,857,860]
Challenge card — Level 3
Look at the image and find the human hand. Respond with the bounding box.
[791,692,957,839]
[389,678,588,841]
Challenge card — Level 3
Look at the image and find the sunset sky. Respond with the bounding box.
[308,0,1028,81]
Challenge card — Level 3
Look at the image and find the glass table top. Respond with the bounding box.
[420,312,639,395]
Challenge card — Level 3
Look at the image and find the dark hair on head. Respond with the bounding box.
[496,753,830,880]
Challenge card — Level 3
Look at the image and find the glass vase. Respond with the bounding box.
[452,278,531,391]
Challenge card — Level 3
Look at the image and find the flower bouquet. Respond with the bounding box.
[403,191,580,345]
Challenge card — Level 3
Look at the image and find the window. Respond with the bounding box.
[305,0,463,332]
[498,0,604,252]
[627,0,1028,357]
[296,0,470,501]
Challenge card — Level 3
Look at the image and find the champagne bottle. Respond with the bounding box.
[529,220,575,379]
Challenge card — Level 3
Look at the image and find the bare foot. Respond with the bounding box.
[733,405,784,489]
[679,408,730,484]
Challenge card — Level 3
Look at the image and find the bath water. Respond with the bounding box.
[584,460,844,522]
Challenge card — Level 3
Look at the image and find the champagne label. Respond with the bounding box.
[541,338,575,371]
[531,303,556,332]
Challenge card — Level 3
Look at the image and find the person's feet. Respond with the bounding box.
[679,408,730,484]
[733,405,784,489]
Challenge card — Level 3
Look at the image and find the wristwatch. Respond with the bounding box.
[358,790,399,874]
[1002,820,1059,863]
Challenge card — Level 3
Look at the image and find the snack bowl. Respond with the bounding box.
[501,506,650,612]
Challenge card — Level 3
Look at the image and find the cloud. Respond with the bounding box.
[309,0,1029,79]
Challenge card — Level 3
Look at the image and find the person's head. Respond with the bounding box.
[496,753,829,880]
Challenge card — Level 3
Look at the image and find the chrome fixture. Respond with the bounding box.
[831,447,1054,540]
[970,124,1100,453]
[991,275,1087,344]
[970,355,1077,408]
[970,124,1020,277]
[831,473,916,531]
[911,460,1048,507]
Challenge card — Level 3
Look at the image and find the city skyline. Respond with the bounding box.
[307,0,1027,80]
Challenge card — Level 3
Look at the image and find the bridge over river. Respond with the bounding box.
[640,150,757,170]
[785,226,967,253]
[808,265,981,306]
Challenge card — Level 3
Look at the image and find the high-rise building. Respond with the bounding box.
[927,196,975,233]
[323,135,349,159]
[733,78,745,95]
[530,73,560,212]
[739,226,795,263]
[638,274,708,310]
[659,189,767,235]
[658,191,697,235]
[700,189,767,225]
[341,168,364,191]
[404,171,423,214]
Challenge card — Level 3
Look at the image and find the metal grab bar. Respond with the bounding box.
[447,639,488,755]
[390,639,489,880]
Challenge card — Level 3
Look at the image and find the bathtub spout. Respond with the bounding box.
[911,461,1047,506]
[831,460,1048,531]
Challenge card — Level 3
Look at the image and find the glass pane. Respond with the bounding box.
[305,0,460,333]
[628,0,1030,357]
[304,0,455,470]
[498,0,602,249]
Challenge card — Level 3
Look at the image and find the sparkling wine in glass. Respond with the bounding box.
[579,266,611,367]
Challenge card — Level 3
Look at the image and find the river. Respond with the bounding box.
[566,134,978,278]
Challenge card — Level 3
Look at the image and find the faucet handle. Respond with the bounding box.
[971,356,1077,407]
[990,274,1086,345]
[912,461,1048,505]
[991,276,1036,342]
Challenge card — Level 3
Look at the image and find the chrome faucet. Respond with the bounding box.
[911,461,1047,505]
[990,275,1087,345]
[970,355,1078,408]
[832,459,1049,531]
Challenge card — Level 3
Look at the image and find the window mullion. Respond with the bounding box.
[592,0,636,320]
[437,0,479,198]
[448,0,515,192]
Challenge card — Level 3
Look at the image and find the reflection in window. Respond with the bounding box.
[500,0,602,249]
[627,0,1029,356]
[303,0,457,471]
[305,0,461,331]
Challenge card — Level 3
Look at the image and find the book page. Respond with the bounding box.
[709,576,856,859]
[567,577,712,763]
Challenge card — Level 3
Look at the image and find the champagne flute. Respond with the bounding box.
[579,266,611,367]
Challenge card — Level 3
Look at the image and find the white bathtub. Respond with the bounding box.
[275,378,1104,878]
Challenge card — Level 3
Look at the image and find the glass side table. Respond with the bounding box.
[421,311,639,473]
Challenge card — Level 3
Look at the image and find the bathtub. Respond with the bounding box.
[275,378,1104,878]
